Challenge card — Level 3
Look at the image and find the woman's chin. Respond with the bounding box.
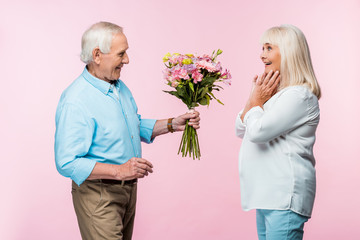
[264,68,279,74]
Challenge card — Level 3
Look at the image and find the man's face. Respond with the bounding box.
[98,33,129,82]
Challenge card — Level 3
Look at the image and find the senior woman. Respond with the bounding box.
[235,24,321,240]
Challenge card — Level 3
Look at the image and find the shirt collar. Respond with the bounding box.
[82,67,119,95]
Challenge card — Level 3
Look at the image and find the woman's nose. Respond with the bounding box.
[260,52,266,60]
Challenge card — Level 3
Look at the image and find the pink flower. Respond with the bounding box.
[172,66,190,80]
[220,69,232,80]
[195,60,218,72]
[215,62,222,72]
[201,54,212,61]
[169,54,185,65]
[192,70,203,83]
[163,68,171,79]
[222,78,231,86]
[220,69,232,86]
[171,81,179,87]
[167,75,174,82]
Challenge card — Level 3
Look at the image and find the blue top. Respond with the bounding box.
[55,67,156,186]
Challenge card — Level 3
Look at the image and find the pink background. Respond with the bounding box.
[1,0,359,239]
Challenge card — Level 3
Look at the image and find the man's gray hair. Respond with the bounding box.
[80,22,123,64]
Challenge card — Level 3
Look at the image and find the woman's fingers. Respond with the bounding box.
[262,70,273,85]
[267,71,280,88]
[271,75,281,94]
[256,73,264,85]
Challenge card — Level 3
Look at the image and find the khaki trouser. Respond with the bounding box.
[72,179,137,240]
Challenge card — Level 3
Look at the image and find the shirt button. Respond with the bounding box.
[131,135,133,139]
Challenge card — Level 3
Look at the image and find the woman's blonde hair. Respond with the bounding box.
[260,24,321,99]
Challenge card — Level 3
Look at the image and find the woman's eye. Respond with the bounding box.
[267,46,272,51]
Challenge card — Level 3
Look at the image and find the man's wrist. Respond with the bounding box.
[112,164,123,180]
[167,118,175,133]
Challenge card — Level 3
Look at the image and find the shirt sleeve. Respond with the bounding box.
[129,93,156,144]
[243,88,313,143]
[138,115,156,143]
[54,103,97,186]
[235,109,246,139]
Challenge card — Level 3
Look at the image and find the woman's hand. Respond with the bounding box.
[250,70,280,106]
[241,70,280,121]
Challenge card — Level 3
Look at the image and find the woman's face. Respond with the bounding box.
[260,43,281,74]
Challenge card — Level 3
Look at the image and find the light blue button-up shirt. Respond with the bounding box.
[55,67,156,186]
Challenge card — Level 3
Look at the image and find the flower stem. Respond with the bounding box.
[177,119,201,160]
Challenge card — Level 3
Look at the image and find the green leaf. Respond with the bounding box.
[191,102,199,108]
[205,94,210,106]
[199,87,208,98]
[163,90,180,98]
[200,76,217,87]
[216,99,224,105]
[208,92,224,105]
[213,84,224,90]
[189,82,195,92]
[199,97,208,106]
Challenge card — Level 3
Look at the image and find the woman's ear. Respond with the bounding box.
[92,47,102,64]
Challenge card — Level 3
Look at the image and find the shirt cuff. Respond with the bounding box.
[236,109,245,124]
[243,106,264,125]
[71,158,97,186]
[235,109,246,138]
[140,118,157,143]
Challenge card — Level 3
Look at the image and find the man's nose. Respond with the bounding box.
[123,53,130,64]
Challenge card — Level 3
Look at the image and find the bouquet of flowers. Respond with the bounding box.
[163,49,231,160]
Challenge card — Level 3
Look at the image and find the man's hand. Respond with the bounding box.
[172,110,200,131]
[87,158,153,181]
[151,111,200,138]
[115,157,153,181]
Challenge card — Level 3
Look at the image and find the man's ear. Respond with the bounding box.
[92,47,102,64]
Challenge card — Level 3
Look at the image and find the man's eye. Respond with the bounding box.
[267,47,272,51]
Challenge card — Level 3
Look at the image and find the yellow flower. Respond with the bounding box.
[182,58,193,65]
[185,54,194,58]
[163,52,171,62]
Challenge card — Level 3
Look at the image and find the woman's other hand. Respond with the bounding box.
[241,70,280,121]
[250,70,280,106]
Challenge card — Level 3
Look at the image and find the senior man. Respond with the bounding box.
[55,21,200,240]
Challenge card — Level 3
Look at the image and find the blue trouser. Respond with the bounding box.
[256,209,309,240]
